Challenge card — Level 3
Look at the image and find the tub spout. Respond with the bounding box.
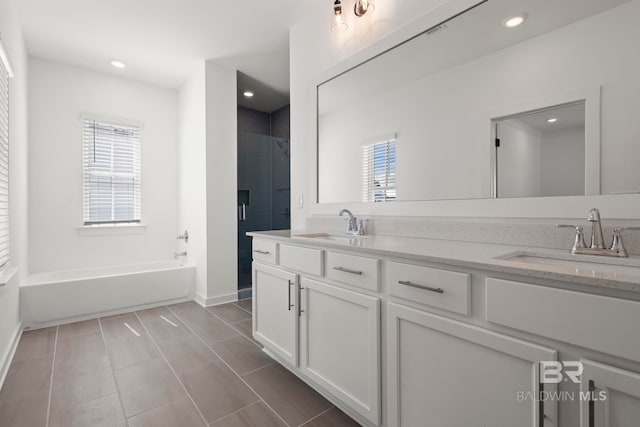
[174,251,187,259]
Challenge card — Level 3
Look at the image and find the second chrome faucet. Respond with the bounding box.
[558,208,640,257]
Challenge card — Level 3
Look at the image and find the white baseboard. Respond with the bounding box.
[194,292,237,308]
[0,322,22,391]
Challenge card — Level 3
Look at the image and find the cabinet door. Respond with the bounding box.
[580,359,640,427]
[253,262,298,366]
[300,278,380,425]
[388,303,558,427]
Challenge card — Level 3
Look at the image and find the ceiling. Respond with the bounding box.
[15,0,319,112]
[508,102,586,133]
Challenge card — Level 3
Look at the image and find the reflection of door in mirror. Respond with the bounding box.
[494,102,586,198]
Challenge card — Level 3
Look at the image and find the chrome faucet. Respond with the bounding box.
[174,251,188,259]
[558,208,640,257]
[339,209,365,236]
[587,208,605,249]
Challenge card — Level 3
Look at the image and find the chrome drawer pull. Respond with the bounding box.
[333,267,362,276]
[398,280,444,294]
[253,250,271,255]
[333,266,363,275]
[288,280,294,311]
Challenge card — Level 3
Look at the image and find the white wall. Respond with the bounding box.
[177,61,237,306]
[291,0,640,224]
[540,127,585,197]
[496,121,541,198]
[0,0,29,381]
[28,58,179,273]
[178,64,208,301]
[204,62,238,304]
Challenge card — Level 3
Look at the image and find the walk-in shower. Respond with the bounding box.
[237,105,290,298]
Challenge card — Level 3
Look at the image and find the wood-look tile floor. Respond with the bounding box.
[0,299,361,427]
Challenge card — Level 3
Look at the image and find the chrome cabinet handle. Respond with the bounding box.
[398,280,444,294]
[253,250,270,255]
[287,280,294,311]
[298,286,304,317]
[333,266,363,275]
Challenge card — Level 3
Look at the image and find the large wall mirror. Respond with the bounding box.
[317,0,640,204]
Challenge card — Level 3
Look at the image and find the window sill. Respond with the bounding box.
[77,223,148,236]
[0,266,18,287]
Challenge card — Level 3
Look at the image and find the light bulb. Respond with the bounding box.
[354,0,375,17]
[110,59,126,68]
[503,14,528,28]
[332,0,348,32]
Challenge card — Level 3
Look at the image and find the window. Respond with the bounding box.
[363,138,396,202]
[82,117,141,225]
[0,41,13,268]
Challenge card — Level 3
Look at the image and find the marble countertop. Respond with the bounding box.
[247,230,640,294]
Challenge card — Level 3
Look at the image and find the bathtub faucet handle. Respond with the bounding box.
[177,230,189,243]
[174,251,188,259]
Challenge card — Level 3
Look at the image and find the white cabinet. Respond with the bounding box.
[253,262,299,366]
[300,277,381,425]
[387,303,558,427]
[580,359,640,427]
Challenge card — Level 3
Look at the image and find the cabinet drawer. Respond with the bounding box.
[252,239,277,264]
[486,278,640,363]
[388,261,471,315]
[279,244,323,277]
[326,251,380,291]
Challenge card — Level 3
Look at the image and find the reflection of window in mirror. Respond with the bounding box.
[493,101,586,199]
[363,138,396,202]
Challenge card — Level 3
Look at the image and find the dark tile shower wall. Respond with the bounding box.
[237,106,271,135]
[237,106,290,291]
[270,105,291,231]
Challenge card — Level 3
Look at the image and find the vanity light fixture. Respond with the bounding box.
[547,118,558,123]
[332,0,348,32]
[503,13,528,28]
[354,0,375,17]
[243,91,255,98]
[109,59,126,68]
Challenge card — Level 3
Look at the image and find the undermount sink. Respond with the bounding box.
[295,233,368,242]
[497,251,640,277]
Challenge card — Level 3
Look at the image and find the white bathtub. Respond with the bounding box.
[20,261,196,328]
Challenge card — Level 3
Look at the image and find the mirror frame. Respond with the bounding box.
[308,0,640,219]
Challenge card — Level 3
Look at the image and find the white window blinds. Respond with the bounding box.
[0,42,12,268]
[82,118,141,225]
[363,138,396,203]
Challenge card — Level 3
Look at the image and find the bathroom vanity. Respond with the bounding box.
[248,230,640,427]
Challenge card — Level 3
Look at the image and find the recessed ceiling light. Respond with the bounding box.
[243,91,254,98]
[109,59,126,68]
[503,14,528,28]
[547,118,558,123]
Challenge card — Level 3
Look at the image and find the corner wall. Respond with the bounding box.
[178,64,208,300]
[178,61,238,306]
[204,62,238,305]
[0,0,29,384]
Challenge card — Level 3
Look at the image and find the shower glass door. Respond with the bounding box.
[237,131,290,297]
